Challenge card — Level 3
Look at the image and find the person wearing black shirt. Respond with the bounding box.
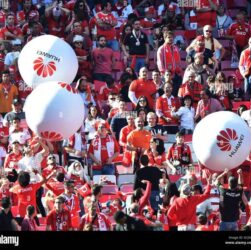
[144,112,168,142]
[0,197,19,231]
[122,18,149,73]
[114,210,150,231]
[216,168,245,231]
[134,155,165,213]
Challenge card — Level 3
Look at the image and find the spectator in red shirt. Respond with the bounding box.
[226,10,250,58]
[88,123,119,176]
[46,196,72,231]
[178,70,204,105]
[195,88,223,121]
[157,30,182,97]
[10,170,53,219]
[79,200,112,231]
[0,13,23,42]
[168,179,212,231]
[196,0,218,28]
[155,82,180,133]
[92,35,115,81]
[4,140,22,173]
[93,1,119,51]
[45,1,70,38]
[128,67,157,109]
[239,37,251,100]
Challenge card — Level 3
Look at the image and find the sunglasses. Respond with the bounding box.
[139,99,146,102]
[48,156,55,160]
[205,30,212,33]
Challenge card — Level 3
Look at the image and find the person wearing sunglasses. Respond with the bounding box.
[187,24,225,64]
[186,35,218,72]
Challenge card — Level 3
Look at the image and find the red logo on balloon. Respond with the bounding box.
[216,128,238,151]
[58,82,78,94]
[40,131,63,141]
[33,57,56,78]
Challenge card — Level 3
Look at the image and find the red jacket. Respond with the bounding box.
[167,185,211,226]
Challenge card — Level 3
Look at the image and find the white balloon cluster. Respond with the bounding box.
[19,35,84,141]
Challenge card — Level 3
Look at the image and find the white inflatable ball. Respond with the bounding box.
[193,111,251,172]
[18,35,78,88]
[24,81,84,141]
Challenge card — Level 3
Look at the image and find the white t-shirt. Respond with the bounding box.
[18,152,43,183]
[174,106,195,130]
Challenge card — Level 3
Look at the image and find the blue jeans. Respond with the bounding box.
[92,164,115,176]
[244,76,251,99]
[219,221,238,231]
[107,39,119,51]
[149,190,161,212]
[128,57,146,73]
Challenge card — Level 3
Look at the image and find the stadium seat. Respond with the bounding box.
[218,39,231,50]
[221,60,234,71]
[101,184,118,194]
[117,174,134,187]
[116,164,133,175]
[232,101,251,112]
[120,183,134,193]
[184,30,197,41]
[93,175,117,185]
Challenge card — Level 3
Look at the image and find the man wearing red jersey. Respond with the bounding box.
[4,140,22,172]
[93,1,118,51]
[42,154,68,180]
[239,38,251,100]
[10,170,53,218]
[88,123,119,176]
[1,13,23,41]
[128,67,156,109]
[45,1,70,38]
[196,0,218,28]
[46,196,72,231]
[79,201,112,231]
[168,180,212,231]
[166,131,193,177]
[226,10,250,57]
[60,180,81,229]
[178,70,204,104]
[157,30,182,96]
[119,114,135,167]
[156,83,180,134]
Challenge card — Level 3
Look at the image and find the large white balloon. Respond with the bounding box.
[18,35,78,88]
[193,111,251,172]
[24,81,84,141]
